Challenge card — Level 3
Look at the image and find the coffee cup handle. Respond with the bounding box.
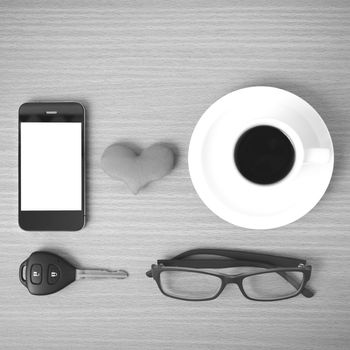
[304,148,331,164]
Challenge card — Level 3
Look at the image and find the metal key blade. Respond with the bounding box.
[76,269,128,280]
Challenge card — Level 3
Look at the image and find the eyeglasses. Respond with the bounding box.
[146,249,313,302]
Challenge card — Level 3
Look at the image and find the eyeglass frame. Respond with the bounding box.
[146,249,313,302]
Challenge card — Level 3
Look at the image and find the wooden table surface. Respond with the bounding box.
[1,1,350,349]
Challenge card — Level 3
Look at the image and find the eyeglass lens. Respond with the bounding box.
[160,270,222,300]
[242,270,304,300]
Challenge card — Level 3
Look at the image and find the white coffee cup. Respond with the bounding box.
[188,86,334,229]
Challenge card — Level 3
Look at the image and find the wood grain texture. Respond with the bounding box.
[1,1,350,349]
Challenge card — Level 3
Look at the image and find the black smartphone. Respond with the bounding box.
[18,102,85,231]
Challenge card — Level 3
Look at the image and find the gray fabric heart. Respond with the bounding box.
[101,143,175,194]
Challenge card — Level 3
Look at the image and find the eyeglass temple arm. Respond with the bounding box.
[173,249,307,268]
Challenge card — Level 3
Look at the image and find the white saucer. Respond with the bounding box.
[188,87,334,229]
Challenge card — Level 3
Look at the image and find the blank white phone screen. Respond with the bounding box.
[21,122,82,211]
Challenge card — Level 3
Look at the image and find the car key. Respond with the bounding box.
[19,251,128,295]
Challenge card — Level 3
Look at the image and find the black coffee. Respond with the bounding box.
[234,125,295,185]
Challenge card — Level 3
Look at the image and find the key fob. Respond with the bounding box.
[19,251,76,295]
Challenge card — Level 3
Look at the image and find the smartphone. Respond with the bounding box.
[19,102,85,231]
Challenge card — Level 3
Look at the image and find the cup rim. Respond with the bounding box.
[231,119,305,187]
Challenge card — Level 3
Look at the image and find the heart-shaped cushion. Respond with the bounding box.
[101,143,175,194]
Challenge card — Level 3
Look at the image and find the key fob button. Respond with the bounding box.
[30,264,42,285]
[48,265,60,285]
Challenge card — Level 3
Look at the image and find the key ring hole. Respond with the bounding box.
[19,260,28,287]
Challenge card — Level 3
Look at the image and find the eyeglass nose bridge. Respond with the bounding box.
[222,274,243,285]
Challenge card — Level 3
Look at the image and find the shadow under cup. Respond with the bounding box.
[234,125,295,185]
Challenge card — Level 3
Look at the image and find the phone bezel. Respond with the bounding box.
[18,102,85,231]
